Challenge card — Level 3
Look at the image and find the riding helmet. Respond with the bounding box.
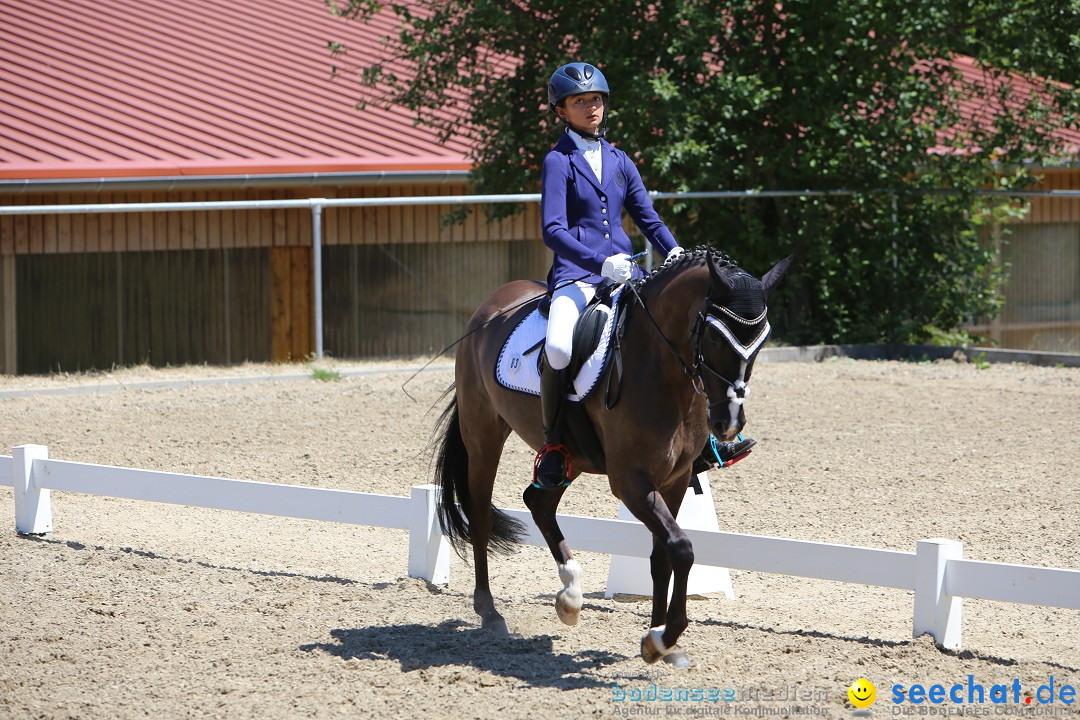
[547,62,610,112]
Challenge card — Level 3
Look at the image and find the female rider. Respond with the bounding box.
[533,62,754,490]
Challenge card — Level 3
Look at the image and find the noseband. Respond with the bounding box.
[689,296,771,413]
[627,266,771,410]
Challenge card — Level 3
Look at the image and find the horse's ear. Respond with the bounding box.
[761,255,793,297]
[709,255,737,293]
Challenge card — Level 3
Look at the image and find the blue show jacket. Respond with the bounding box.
[540,132,679,291]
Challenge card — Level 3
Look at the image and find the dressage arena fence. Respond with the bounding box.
[3,443,1079,651]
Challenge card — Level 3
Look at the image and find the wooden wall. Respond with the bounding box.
[271,246,313,363]
[322,240,549,357]
[968,171,1080,351]
[1023,170,1080,224]
[0,184,541,253]
[16,249,271,373]
[1,174,1075,372]
[0,184,546,373]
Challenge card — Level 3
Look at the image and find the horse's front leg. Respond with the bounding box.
[622,475,694,668]
[649,534,673,627]
[523,483,583,626]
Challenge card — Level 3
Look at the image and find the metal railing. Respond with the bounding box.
[3,188,1079,358]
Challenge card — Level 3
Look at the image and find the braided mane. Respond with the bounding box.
[634,245,739,293]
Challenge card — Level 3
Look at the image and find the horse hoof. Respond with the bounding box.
[663,646,692,669]
[555,587,582,626]
[640,632,664,664]
[482,615,510,636]
[641,627,689,666]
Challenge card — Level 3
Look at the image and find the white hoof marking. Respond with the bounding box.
[555,559,583,626]
[648,625,674,658]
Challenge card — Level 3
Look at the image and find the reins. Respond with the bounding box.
[623,279,705,394]
[625,258,761,403]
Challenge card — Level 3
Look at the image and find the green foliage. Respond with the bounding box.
[328,0,1079,344]
[308,364,342,382]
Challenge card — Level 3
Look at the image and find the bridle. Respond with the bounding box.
[689,295,771,416]
[627,268,771,414]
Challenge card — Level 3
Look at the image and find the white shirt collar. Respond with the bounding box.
[566,128,603,181]
[566,128,601,153]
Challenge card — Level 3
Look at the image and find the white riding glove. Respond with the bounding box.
[601,253,634,285]
[665,246,684,263]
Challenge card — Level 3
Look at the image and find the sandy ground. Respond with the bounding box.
[1,356,1079,719]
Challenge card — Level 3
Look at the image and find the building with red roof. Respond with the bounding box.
[0,0,473,183]
[0,0,545,373]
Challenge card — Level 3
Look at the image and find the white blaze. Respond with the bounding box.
[726,360,749,434]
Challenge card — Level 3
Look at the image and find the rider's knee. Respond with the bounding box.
[545,340,572,370]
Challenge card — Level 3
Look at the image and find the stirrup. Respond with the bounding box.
[694,434,755,473]
[533,443,572,490]
[716,434,755,467]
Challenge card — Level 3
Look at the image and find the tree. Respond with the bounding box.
[327,0,1079,344]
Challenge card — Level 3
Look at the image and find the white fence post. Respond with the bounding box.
[407,484,451,584]
[913,538,963,649]
[13,444,51,535]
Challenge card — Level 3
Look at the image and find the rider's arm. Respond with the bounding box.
[619,154,679,258]
[541,151,608,274]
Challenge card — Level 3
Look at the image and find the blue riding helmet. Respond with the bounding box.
[547,62,610,112]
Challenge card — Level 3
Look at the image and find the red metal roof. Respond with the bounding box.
[0,0,472,180]
[931,55,1080,157]
[2,4,1074,184]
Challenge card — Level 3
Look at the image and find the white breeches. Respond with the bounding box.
[545,281,597,370]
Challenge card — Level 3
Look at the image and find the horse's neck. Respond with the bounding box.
[638,264,709,343]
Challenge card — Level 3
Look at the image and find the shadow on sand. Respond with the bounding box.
[300,619,629,690]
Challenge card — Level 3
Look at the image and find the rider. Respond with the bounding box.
[533,61,755,490]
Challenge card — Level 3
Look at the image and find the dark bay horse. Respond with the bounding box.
[432,247,790,666]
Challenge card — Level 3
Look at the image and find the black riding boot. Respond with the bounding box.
[533,357,571,490]
[692,436,757,475]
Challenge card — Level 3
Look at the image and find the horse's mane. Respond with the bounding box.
[634,245,739,294]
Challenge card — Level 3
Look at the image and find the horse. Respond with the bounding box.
[431,247,791,666]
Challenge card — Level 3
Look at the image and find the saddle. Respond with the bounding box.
[538,283,624,386]
[496,283,633,473]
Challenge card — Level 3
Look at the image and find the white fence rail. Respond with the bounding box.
[3,444,1079,650]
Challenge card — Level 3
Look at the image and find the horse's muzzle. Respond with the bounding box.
[710,404,745,442]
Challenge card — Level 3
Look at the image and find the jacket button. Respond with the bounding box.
[601,208,607,214]
[602,220,608,226]
[601,196,606,202]
[604,233,610,239]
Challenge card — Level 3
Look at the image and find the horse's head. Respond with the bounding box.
[691,254,792,441]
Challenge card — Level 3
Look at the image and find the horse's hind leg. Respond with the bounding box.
[461,414,513,633]
[523,484,582,626]
[468,458,510,632]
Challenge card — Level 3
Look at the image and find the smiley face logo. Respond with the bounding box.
[848,678,876,708]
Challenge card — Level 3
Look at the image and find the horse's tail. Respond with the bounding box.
[432,386,525,556]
